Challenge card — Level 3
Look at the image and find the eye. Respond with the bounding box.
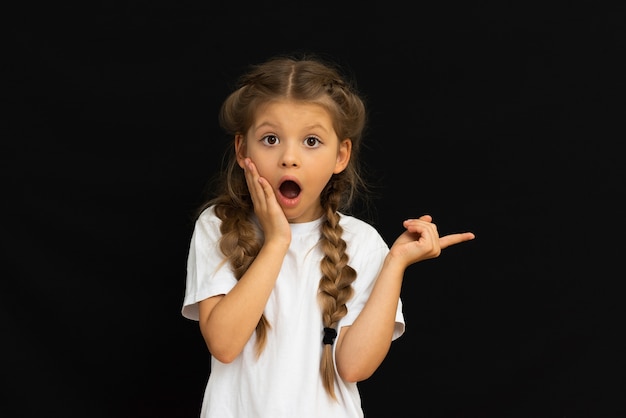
[304,136,321,148]
[261,134,279,145]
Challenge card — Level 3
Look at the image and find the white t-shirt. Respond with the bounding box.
[182,206,405,418]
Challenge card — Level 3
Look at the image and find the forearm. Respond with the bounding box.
[335,254,405,381]
[200,240,289,362]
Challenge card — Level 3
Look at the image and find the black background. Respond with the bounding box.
[5,3,625,417]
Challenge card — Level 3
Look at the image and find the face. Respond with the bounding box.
[235,99,351,223]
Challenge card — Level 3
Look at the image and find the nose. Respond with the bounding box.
[280,142,300,167]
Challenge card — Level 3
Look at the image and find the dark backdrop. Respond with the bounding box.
[5,3,624,418]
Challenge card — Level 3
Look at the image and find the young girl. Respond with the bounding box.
[181,53,475,417]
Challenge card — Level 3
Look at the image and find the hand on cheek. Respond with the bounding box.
[243,158,291,242]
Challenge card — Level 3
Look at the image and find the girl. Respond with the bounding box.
[182,53,475,417]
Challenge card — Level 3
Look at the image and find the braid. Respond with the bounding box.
[212,196,271,357]
[317,181,357,400]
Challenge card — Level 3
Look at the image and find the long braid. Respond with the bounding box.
[317,181,357,399]
[210,180,271,357]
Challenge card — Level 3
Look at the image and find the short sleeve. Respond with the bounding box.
[337,217,406,341]
[181,208,238,321]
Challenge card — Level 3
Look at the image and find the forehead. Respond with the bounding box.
[252,99,334,125]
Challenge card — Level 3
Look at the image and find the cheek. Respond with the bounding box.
[250,155,271,176]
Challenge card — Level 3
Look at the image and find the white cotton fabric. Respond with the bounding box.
[182,206,405,418]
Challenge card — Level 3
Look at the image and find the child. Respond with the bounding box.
[181,53,475,417]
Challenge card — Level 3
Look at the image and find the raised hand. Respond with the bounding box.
[389,215,475,267]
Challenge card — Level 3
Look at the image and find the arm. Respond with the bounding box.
[198,239,288,363]
[335,215,475,382]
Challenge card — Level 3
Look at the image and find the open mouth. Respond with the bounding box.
[279,180,301,199]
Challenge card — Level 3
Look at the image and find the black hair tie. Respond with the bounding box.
[323,327,337,345]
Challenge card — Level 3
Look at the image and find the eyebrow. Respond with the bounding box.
[253,121,330,133]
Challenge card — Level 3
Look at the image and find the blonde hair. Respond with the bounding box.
[197,53,369,399]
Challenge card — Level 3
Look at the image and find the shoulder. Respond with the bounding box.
[192,205,222,238]
[338,212,387,247]
[338,212,379,233]
[195,205,222,227]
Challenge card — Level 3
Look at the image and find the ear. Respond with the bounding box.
[234,134,246,168]
[333,139,352,174]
